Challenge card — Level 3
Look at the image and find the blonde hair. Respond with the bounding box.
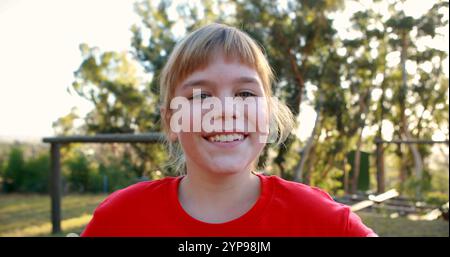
[159,23,295,174]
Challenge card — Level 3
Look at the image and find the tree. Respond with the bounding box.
[22,153,50,193]
[231,0,344,180]
[382,0,448,197]
[55,43,169,178]
[3,145,25,192]
[55,0,448,196]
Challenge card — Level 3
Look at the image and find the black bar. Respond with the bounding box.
[1,237,448,256]
[43,133,165,144]
[50,143,61,234]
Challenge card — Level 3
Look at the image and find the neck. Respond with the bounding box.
[178,160,261,214]
[183,169,257,196]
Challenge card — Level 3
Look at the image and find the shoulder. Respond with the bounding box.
[94,176,178,214]
[262,174,336,206]
[261,174,375,236]
[81,176,179,236]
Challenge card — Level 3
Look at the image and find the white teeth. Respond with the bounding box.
[207,133,245,142]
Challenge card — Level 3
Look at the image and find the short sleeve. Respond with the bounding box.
[80,190,123,237]
[345,209,378,237]
[80,203,111,236]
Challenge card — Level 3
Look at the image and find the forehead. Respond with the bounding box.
[180,55,261,85]
[173,47,262,84]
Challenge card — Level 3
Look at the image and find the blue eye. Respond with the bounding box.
[236,91,256,98]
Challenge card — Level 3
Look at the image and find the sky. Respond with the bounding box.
[0,0,140,142]
[0,0,448,143]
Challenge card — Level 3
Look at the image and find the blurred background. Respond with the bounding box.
[0,0,448,237]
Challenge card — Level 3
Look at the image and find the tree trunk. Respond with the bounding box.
[375,29,389,194]
[294,95,322,182]
[396,142,406,189]
[351,128,364,194]
[376,139,386,193]
[351,88,371,194]
[343,157,349,194]
[375,75,386,194]
[303,143,317,185]
[400,31,423,199]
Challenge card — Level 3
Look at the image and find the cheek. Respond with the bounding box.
[177,132,203,154]
[244,99,270,135]
[226,98,268,135]
[170,101,202,133]
[251,100,271,145]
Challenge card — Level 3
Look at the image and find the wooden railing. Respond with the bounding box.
[42,133,165,234]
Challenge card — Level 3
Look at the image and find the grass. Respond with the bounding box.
[0,194,448,237]
[357,212,449,237]
[0,193,107,237]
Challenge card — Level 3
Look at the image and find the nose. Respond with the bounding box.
[214,94,241,122]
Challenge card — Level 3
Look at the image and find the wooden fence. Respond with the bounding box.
[42,133,164,234]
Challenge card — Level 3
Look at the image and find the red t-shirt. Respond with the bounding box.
[81,173,376,237]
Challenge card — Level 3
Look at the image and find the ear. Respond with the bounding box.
[160,106,178,142]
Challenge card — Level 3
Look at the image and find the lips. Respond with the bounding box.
[202,132,249,144]
[208,133,243,142]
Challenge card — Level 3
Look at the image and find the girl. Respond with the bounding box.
[81,23,376,237]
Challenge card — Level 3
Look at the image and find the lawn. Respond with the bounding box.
[0,193,107,237]
[357,212,449,237]
[0,194,448,237]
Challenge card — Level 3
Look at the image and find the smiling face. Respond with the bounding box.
[169,53,269,175]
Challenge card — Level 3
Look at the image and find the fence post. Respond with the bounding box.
[50,143,62,234]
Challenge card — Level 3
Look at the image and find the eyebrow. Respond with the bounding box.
[181,79,215,89]
[232,76,260,85]
[181,76,260,89]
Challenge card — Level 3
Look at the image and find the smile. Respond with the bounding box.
[202,132,249,147]
[206,133,245,142]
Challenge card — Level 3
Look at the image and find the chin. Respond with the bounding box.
[204,161,249,175]
[212,167,244,175]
